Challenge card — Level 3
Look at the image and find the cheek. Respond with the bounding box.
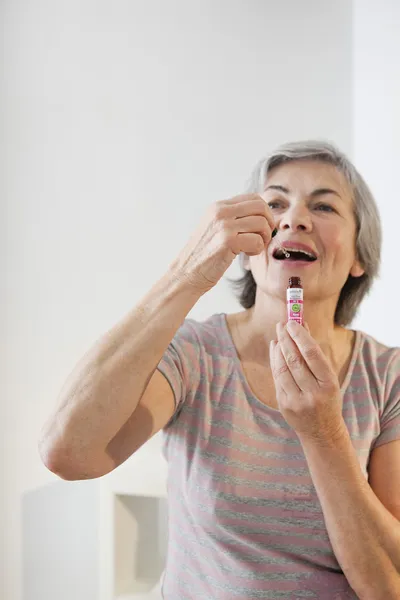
[323,224,353,256]
[328,233,358,270]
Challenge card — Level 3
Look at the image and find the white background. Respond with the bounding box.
[1,1,398,598]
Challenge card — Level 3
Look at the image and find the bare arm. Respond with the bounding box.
[39,269,203,480]
[300,431,400,599]
[39,195,275,480]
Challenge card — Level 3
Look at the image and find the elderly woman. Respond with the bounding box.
[40,141,400,599]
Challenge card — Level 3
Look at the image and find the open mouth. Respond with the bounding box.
[273,248,318,262]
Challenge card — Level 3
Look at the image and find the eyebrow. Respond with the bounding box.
[265,184,342,199]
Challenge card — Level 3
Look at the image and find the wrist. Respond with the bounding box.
[167,260,211,298]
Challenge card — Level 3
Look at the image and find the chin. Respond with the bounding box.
[257,277,290,298]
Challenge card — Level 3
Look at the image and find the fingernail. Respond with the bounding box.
[272,228,278,238]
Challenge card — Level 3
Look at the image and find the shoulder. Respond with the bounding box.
[177,313,234,354]
[356,329,399,367]
[355,329,399,390]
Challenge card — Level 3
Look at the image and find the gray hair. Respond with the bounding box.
[232,140,381,326]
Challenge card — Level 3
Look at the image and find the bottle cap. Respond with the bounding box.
[289,277,301,286]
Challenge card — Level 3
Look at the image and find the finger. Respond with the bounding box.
[258,191,279,230]
[277,322,316,392]
[286,320,332,383]
[271,330,300,396]
[218,194,261,206]
[224,195,276,231]
[235,233,265,256]
[256,195,276,232]
[269,339,279,382]
[234,215,272,246]
[269,339,276,371]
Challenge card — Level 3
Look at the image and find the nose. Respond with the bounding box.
[278,203,313,233]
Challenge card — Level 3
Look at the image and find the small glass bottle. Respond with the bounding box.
[287,276,303,326]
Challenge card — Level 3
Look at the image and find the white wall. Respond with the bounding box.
[351,0,400,345]
[2,1,353,599]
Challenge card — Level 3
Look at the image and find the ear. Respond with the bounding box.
[350,259,365,278]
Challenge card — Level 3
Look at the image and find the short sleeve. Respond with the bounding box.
[372,348,400,448]
[157,319,201,424]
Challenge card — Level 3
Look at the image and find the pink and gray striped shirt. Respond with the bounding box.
[157,313,400,599]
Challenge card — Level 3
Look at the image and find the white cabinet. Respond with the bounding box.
[113,493,167,598]
[24,437,168,600]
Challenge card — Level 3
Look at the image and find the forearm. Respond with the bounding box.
[299,424,400,600]
[39,267,202,471]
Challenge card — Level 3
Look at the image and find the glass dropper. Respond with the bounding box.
[272,228,290,258]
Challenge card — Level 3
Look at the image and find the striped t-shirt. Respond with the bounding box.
[157,313,400,600]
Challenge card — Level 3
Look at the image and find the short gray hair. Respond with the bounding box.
[232,140,381,326]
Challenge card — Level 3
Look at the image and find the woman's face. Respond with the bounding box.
[248,159,364,305]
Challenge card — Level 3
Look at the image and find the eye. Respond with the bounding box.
[314,203,336,213]
[267,200,284,210]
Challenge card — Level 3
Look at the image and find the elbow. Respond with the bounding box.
[38,440,79,480]
[38,439,106,481]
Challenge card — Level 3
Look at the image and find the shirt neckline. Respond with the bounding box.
[217,312,362,413]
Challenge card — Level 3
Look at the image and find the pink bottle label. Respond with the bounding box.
[287,288,303,325]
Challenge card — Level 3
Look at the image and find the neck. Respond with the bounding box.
[232,289,348,365]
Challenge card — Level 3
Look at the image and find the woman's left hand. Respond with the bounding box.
[270,320,346,444]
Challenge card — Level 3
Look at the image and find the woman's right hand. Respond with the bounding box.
[171,194,276,294]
